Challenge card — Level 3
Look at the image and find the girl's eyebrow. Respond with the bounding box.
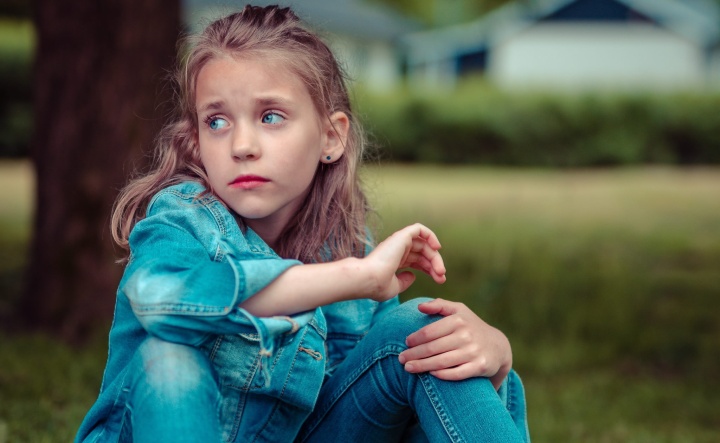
[197,96,294,113]
[198,101,225,113]
[257,96,293,107]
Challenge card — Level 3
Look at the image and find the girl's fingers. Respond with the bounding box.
[402,349,468,374]
[410,238,428,253]
[406,242,446,274]
[402,223,442,250]
[408,256,433,276]
[429,253,446,281]
[417,298,461,317]
[398,334,458,364]
[404,315,458,347]
[403,251,429,268]
[429,365,478,381]
[409,238,439,260]
[405,252,445,279]
[394,271,416,294]
[402,244,445,280]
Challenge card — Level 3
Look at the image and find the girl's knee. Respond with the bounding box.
[372,297,438,344]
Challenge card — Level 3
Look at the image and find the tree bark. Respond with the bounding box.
[22,0,180,342]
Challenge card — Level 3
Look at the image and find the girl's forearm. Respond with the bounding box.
[239,257,378,317]
[241,223,446,317]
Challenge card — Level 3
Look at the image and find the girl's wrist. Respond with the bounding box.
[338,257,377,301]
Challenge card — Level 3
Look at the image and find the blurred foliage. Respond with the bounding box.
[371,0,514,25]
[355,80,720,166]
[3,18,720,167]
[0,161,31,323]
[0,0,31,18]
[372,0,720,26]
[0,18,33,158]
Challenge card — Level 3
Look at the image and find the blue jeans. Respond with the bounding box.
[115,299,529,442]
[297,298,530,442]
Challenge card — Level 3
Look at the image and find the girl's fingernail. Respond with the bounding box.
[405,363,414,371]
[398,354,406,364]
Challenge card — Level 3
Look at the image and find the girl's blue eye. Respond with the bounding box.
[262,112,284,124]
[208,117,228,131]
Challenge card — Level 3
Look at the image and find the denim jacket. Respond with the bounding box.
[76,181,398,442]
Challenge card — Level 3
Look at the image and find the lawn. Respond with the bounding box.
[1,160,719,442]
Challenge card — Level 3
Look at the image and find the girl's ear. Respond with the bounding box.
[321,111,349,163]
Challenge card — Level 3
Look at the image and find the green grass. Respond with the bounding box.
[374,166,720,370]
[0,334,106,443]
[2,160,720,442]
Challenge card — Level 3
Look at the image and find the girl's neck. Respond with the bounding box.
[230,211,281,251]
[244,218,283,251]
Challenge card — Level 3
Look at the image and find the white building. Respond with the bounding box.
[403,0,720,91]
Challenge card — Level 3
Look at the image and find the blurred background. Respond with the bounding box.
[1,0,719,441]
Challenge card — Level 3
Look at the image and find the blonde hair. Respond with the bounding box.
[111,5,371,263]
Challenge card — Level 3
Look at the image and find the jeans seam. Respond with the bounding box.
[298,343,406,441]
[417,373,464,443]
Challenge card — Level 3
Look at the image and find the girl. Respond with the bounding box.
[76,5,529,443]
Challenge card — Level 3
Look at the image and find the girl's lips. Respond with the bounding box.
[229,175,270,190]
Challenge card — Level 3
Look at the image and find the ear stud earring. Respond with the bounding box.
[326,156,331,161]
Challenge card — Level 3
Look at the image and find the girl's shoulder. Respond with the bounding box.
[149,181,209,206]
[128,181,274,263]
[147,181,223,214]
[143,181,237,239]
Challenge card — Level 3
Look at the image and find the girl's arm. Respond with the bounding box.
[240,223,446,317]
[398,298,513,389]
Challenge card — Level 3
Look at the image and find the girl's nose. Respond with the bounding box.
[231,128,261,160]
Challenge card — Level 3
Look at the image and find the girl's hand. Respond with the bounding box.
[398,298,512,390]
[365,223,446,301]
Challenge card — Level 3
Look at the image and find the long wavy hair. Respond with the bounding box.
[111,5,371,263]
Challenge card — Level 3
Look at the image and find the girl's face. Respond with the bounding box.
[195,56,348,246]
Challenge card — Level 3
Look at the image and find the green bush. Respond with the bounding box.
[355,81,720,166]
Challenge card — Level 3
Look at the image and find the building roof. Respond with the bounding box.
[538,0,720,46]
[402,0,720,64]
[183,0,422,41]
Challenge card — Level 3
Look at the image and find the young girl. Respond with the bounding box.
[76,5,529,443]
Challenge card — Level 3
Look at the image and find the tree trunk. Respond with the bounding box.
[22,0,180,342]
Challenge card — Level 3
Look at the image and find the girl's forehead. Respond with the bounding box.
[205,52,296,78]
[196,55,304,92]
[193,55,326,118]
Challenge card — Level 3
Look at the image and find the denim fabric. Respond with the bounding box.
[298,298,530,443]
[76,181,530,442]
[76,182,397,442]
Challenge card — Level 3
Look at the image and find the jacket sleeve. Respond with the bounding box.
[121,192,313,355]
